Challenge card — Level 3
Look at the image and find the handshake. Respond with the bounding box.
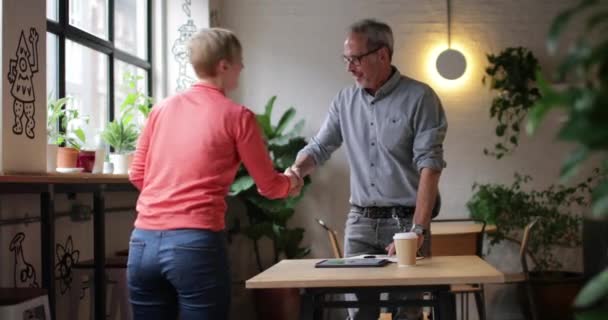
[284,165,304,197]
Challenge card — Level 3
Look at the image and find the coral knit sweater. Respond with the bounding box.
[129,83,291,231]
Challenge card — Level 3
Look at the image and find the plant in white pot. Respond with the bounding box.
[101,72,153,174]
[101,113,138,174]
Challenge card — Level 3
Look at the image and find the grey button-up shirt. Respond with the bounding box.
[298,67,447,207]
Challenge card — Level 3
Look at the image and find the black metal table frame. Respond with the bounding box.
[303,285,456,320]
[0,181,135,320]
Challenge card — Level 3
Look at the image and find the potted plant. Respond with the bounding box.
[101,114,138,174]
[468,171,602,319]
[46,95,70,172]
[48,97,88,170]
[525,0,608,318]
[229,96,310,320]
[482,47,541,159]
[101,72,152,174]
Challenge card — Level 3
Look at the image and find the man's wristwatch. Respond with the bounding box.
[410,224,426,236]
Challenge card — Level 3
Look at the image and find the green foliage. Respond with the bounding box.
[101,72,152,154]
[482,47,541,159]
[119,72,153,120]
[46,94,69,145]
[526,0,608,219]
[468,172,600,271]
[230,96,310,272]
[575,268,608,309]
[46,95,88,150]
[101,119,139,154]
[524,0,608,311]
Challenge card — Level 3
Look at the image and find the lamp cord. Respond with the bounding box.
[447,0,452,48]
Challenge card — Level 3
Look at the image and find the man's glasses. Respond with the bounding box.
[343,46,384,66]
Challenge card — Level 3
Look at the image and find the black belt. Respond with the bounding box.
[350,205,415,219]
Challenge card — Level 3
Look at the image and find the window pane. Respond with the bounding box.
[115,0,147,59]
[47,0,58,21]
[47,33,59,100]
[69,0,108,40]
[114,60,149,126]
[66,40,108,149]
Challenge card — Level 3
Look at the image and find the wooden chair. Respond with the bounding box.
[316,218,342,259]
[504,218,540,320]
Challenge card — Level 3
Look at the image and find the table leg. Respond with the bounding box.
[93,186,106,320]
[438,290,456,320]
[312,293,324,320]
[40,186,55,319]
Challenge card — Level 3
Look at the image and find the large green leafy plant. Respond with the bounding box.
[482,47,541,159]
[524,0,608,314]
[468,172,598,271]
[230,96,310,272]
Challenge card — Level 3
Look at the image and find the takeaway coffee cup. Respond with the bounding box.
[393,232,418,267]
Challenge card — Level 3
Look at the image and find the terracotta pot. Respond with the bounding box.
[253,288,301,320]
[56,147,79,169]
[76,150,96,173]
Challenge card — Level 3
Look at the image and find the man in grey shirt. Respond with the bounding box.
[288,19,447,320]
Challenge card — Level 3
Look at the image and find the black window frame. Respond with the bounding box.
[46,0,153,123]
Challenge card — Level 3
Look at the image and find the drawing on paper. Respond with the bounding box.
[9,232,39,288]
[7,28,40,139]
[172,0,197,91]
[55,235,80,294]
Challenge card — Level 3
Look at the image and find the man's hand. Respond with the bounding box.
[284,167,303,197]
[385,242,396,256]
[385,235,424,256]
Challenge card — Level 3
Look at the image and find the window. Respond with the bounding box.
[47,0,151,149]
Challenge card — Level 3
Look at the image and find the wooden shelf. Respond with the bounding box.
[0,173,130,184]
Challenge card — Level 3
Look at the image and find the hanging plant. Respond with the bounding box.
[482,47,541,159]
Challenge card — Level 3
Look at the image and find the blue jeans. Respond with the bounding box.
[127,228,230,320]
[344,210,431,320]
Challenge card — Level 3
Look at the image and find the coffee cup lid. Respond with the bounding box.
[393,232,418,240]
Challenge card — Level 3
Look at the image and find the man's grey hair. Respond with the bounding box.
[348,19,394,59]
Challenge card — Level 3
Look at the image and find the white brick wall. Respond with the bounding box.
[221,0,590,319]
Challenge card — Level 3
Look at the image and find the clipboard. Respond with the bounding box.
[315,258,390,268]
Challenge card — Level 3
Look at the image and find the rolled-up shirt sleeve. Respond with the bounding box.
[412,87,447,172]
[235,108,291,199]
[297,96,343,166]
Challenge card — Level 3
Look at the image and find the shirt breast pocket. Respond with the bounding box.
[380,117,412,150]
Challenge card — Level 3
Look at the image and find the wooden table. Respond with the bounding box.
[430,221,496,256]
[247,256,504,320]
[0,173,135,320]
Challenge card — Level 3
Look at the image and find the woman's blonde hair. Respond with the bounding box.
[188,28,242,78]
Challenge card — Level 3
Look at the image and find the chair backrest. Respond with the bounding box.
[519,217,540,276]
[432,218,487,257]
[315,218,343,258]
[519,217,540,320]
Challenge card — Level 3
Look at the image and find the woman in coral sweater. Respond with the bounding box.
[127,28,302,320]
